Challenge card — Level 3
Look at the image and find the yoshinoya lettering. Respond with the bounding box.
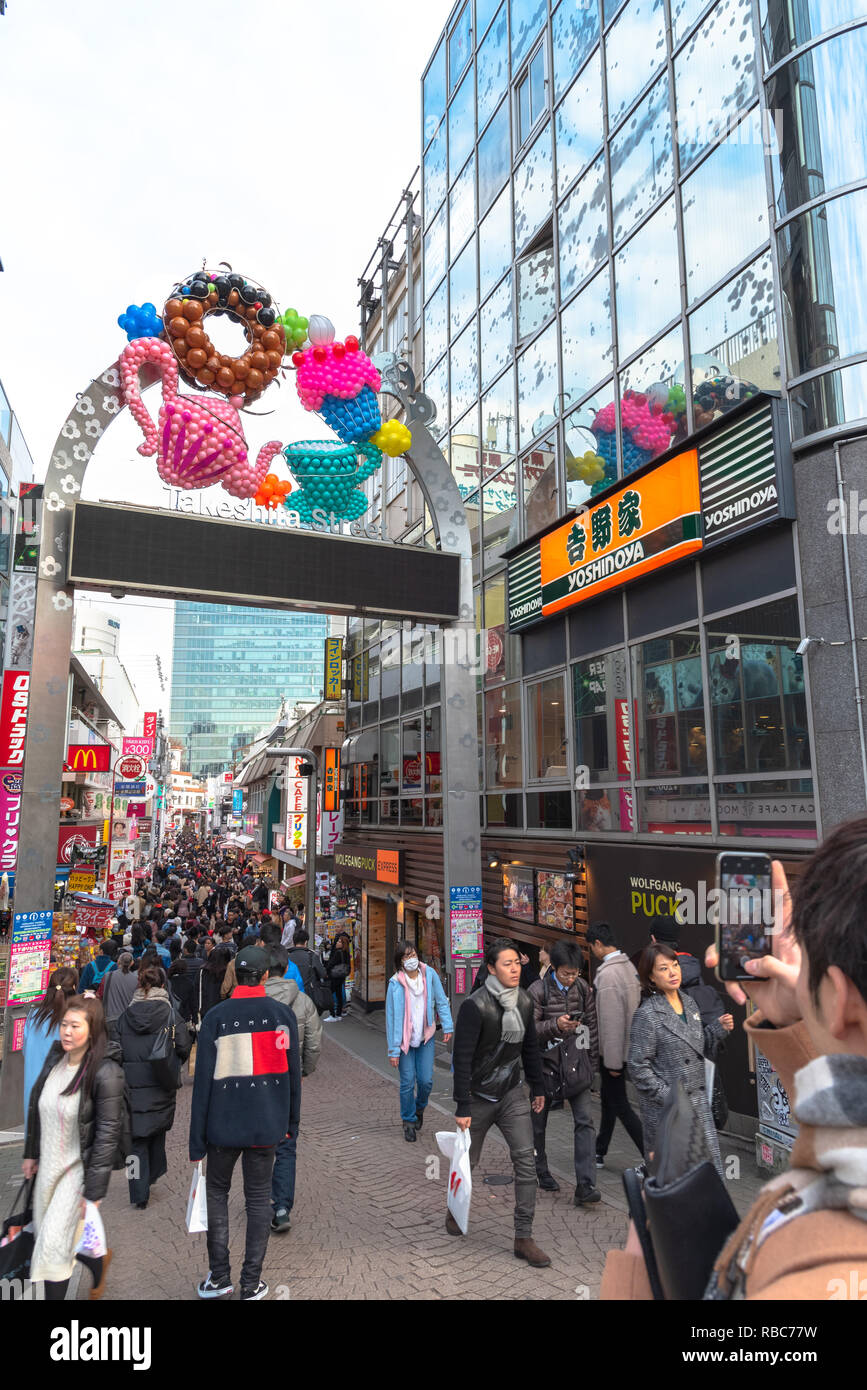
[704,484,777,529]
[566,539,646,590]
[509,593,542,618]
[49,1320,152,1371]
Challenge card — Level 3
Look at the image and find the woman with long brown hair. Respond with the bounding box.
[22,967,78,1133]
[22,994,127,1299]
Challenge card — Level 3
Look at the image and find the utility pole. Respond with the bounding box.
[266,745,318,936]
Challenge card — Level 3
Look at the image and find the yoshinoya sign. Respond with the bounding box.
[508,398,791,631]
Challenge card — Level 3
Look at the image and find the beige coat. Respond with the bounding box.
[593,950,641,1071]
[264,976,322,1077]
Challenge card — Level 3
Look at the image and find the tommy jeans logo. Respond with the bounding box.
[49,1320,152,1371]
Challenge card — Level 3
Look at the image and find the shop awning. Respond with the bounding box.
[248,852,270,865]
[283,873,306,887]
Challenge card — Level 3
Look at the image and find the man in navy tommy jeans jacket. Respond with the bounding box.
[190,945,301,1301]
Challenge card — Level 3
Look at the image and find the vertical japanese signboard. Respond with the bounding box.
[324,637,343,701]
[285,756,308,853]
[322,747,340,812]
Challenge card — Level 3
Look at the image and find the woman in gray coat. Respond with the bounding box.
[627,943,733,1175]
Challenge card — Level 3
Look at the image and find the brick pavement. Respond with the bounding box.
[60,1034,628,1301]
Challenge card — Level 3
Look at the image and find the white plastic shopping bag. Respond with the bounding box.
[435,1129,472,1235]
[186,1161,208,1234]
[75,1200,108,1258]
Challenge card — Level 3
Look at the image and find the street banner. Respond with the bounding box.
[285,757,308,853]
[0,670,30,768]
[0,769,23,875]
[324,637,343,700]
[68,869,97,893]
[67,743,111,773]
[143,712,158,741]
[123,736,153,759]
[57,824,102,868]
[323,747,340,812]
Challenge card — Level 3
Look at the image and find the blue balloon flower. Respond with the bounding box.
[118,302,163,342]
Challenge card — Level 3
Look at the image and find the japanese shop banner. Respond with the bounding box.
[324,637,343,701]
[540,451,701,615]
[0,769,23,874]
[0,669,30,768]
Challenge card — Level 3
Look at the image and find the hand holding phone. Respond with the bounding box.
[706,859,802,1025]
[713,852,774,982]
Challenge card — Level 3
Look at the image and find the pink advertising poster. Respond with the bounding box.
[12,1016,26,1051]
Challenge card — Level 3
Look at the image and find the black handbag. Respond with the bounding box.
[148,1004,181,1090]
[540,977,592,1103]
[0,1178,35,1283]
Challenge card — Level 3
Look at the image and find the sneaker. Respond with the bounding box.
[595,1155,605,1169]
[574,1184,602,1206]
[537,1171,560,1192]
[322,1016,337,1023]
[239,1280,269,1301]
[198,1271,234,1299]
[270,1208,291,1233]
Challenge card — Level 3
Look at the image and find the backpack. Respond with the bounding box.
[89,958,113,998]
[295,949,332,1014]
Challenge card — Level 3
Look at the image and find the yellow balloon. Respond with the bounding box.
[371,419,412,457]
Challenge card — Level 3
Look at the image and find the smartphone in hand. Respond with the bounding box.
[714,851,773,981]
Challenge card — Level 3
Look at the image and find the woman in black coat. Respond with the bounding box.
[115,961,190,1209]
[324,931,352,1019]
[199,944,232,1017]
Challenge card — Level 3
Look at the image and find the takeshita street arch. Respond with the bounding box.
[0,267,480,1123]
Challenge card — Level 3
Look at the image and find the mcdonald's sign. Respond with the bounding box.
[66,744,111,773]
[323,747,340,812]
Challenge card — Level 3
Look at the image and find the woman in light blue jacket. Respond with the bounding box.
[386,941,453,1143]
[21,967,79,1135]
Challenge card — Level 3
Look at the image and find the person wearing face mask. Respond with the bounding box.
[387,941,453,1142]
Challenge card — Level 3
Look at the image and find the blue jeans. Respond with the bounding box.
[397,1039,435,1123]
[271,1129,297,1214]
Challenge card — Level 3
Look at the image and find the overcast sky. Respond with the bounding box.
[0,0,445,723]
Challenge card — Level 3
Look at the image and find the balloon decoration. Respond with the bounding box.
[693,375,760,428]
[279,308,309,351]
[163,270,284,406]
[282,440,382,524]
[371,418,413,457]
[254,473,294,509]
[592,390,679,478]
[292,317,383,442]
[117,302,163,342]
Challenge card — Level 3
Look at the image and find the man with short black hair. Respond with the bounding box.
[189,945,300,1302]
[586,921,643,1167]
[451,938,551,1267]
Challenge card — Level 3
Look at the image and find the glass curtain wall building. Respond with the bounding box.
[170,603,329,778]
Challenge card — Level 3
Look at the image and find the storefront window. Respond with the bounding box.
[716,778,816,839]
[380,722,400,798]
[578,786,635,831]
[705,597,811,775]
[425,628,442,703]
[362,645,380,725]
[401,798,424,825]
[486,792,524,826]
[573,649,630,782]
[485,682,523,786]
[527,790,573,828]
[425,799,444,827]
[638,781,711,832]
[483,572,522,685]
[527,674,567,779]
[632,630,708,779]
[555,51,604,197]
[425,707,442,793]
[402,623,424,710]
[380,630,400,719]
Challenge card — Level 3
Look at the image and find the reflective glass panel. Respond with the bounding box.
[380,721,401,797]
[759,0,867,65]
[528,675,568,779]
[450,236,478,335]
[424,202,447,298]
[553,0,601,100]
[517,319,559,448]
[424,278,448,372]
[449,3,473,91]
[682,108,768,305]
[558,154,608,299]
[517,43,547,146]
[514,123,553,252]
[619,326,688,471]
[485,686,524,786]
[482,463,520,564]
[424,38,447,147]
[614,196,679,362]
[486,793,524,826]
[484,574,521,683]
[402,623,424,708]
[477,4,509,128]
[450,318,479,422]
[450,154,475,259]
[522,431,560,537]
[517,244,556,340]
[778,187,867,378]
[479,182,513,298]
[561,268,613,408]
[632,630,707,779]
[675,0,758,172]
[425,707,442,794]
[638,782,711,832]
[481,274,514,387]
[688,252,780,418]
[671,0,710,42]
[478,98,511,215]
[425,356,449,436]
[573,649,631,782]
[767,28,867,216]
[449,70,476,182]
[423,120,447,226]
[0,381,10,446]
[605,0,666,128]
[610,73,672,242]
[790,363,867,438]
[716,780,816,839]
[578,787,634,830]
[450,420,482,495]
[565,387,618,506]
[511,0,547,70]
[482,371,518,458]
[555,51,604,197]
[381,629,401,718]
[478,0,502,36]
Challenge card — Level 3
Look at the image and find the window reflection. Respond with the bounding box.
[573,649,631,782]
[614,196,679,362]
[559,155,608,299]
[514,124,553,252]
[484,571,519,685]
[478,98,511,215]
[670,0,709,42]
[450,236,477,335]
[638,782,711,833]
[423,38,446,148]
[517,244,556,340]
[606,0,666,128]
[715,780,816,839]
[481,275,514,387]
[528,675,568,779]
[759,0,867,65]
[448,70,475,182]
[450,318,479,423]
[424,356,449,437]
[450,155,475,260]
[478,0,501,36]
[565,387,617,506]
[675,0,757,172]
[424,202,447,298]
[790,362,867,438]
[610,73,672,242]
[424,279,448,372]
[423,121,447,226]
[381,629,401,719]
[449,422,482,497]
[482,371,518,456]
[479,183,513,298]
[553,0,600,100]
[449,3,472,91]
[555,51,604,197]
[510,0,547,70]
[618,326,688,474]
[777,188,867,379]
[688,252,779,424]
[522,432,560,538]
[477,4,509,129]
[682,107,768,305]
[482,463,520,564]
[402,623,424,710]
[517,319,559,449]
[484,683,523,787]
[561,268,613,409]
[632,630,708,779]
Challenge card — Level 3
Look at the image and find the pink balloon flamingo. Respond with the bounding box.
[119,338,282,499]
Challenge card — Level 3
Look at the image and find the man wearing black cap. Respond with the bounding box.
[189,944,301,1302]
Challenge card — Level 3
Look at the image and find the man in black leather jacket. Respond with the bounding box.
[451,938,551,1268]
